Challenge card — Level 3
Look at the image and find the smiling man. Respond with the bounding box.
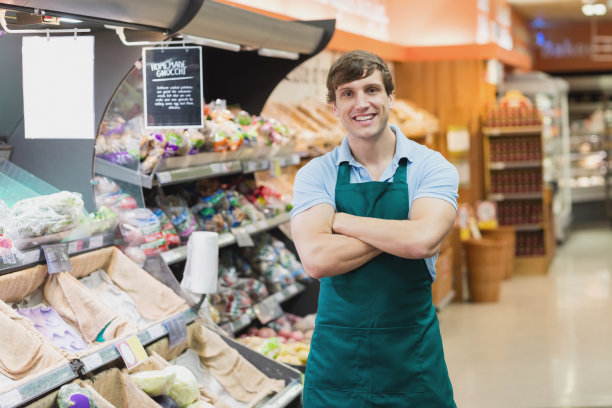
[291,50,458,407]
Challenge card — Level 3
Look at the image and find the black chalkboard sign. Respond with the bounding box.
[142,46,203,128]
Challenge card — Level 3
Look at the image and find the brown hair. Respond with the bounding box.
[326,50,394,104]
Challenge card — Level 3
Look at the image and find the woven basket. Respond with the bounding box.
[481,226,516,279]
[465,238,506,302]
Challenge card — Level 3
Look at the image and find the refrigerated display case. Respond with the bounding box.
[500,72,571,242]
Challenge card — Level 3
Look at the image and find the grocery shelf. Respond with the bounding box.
[0,232,116,276]
[571,185,607,203]
[513,223,545,231]
[482,126,543,136]
[79,309,198,374]
[488,192,544,201]
[0,364,77,408]
[489,160,542,170]
[263,382,303,408]
[568,102,604,114]
[96,154,301,188]
[220,282,306,335]
[161,213,291,265]
[156,160,243,186]
[94,157,155,189]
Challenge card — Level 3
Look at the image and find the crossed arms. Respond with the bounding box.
[290,197,456,279]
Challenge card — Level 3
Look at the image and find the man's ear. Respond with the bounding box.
[332,102,339,117]
[389,93,395,108]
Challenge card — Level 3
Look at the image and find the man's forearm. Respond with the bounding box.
[294,231,381,278]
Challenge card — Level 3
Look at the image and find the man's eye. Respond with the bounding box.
[342,91,352,97]
[368,88,378,94]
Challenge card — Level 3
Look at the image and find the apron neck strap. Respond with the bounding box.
[393,157,408,184]
[337,161,351,185]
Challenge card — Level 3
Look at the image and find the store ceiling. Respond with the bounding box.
[508,0,612,23]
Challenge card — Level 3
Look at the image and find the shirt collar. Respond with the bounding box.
[336,124,415,166]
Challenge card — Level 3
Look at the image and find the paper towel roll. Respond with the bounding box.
[181,231,219,294]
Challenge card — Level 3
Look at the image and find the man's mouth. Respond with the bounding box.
[353,114,375,122]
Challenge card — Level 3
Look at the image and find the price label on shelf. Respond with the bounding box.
[0,389,23,408]
[239,313,251,327]
[157,172,172,184]
[273,291,285,302]
[147,323,166,340]
[287,285,299,295]
[115,336,148,370]
[210,163,227,174]
[42,243,72,274]
[244,161,258,172]
[68,240,83,254]
[253,296,283,324]
[163,314,188,350]
[233,228,254,247]
[22,250,40,265]
[89,235,104,249]
[81,352,104,371]
[162,250,180,264]
[245,224,257,234]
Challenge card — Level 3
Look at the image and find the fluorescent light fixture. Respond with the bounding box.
[257,48,299,60]
[59,17,83,24]
[582,3,607,16]
[182,35,240,52]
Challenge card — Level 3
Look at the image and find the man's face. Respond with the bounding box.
[332,70,393,142]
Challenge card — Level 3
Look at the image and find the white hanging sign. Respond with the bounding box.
[22,36,95,139]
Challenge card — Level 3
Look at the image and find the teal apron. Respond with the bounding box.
[303,159,456,407]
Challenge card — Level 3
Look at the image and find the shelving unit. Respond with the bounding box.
[483,126,551,275]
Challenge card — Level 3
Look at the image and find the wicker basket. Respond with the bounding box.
[481,226,516,279]
[465,238,506,302]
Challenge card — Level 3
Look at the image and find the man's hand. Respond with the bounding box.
[332,197,456,259]
[291,203,382,279]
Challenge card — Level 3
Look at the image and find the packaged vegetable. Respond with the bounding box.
[165,365,199,408]
[131,368,176,396]
[8,191,84,239]
[56,384,98,408]
[119,208,168,264]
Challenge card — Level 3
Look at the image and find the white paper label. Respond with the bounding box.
[274,292,285,302]
[148,324,166,340]
[240,313,251,326]
[287,285,298,295]
[89,235,104,249]
[68,241,79,254]
[81,352,104,370]
[0,389,22,408]
[163,250,179,264]
[22,36,95,140]
[245,224,257,234]
[157,172,172,184]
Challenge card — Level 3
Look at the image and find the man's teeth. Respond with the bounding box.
[355,114,374,121]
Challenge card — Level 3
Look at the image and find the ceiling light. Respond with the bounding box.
[257,48,299,60]
[582,3,607,16]
[59,17,83,24]
[181,35,241,52]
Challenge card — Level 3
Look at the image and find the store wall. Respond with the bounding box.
[0,30,162,211]
[395,59,496,204]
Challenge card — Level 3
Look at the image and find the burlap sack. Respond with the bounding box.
[44,272,137,343]
[0,301,67,381]
[0,264,47,303]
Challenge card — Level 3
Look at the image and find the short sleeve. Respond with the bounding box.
[290,157,337,219]
[412,152,459,211]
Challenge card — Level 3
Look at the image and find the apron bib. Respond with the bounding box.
[303,159,456,407]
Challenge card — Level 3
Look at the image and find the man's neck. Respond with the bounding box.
[348,126,397,172]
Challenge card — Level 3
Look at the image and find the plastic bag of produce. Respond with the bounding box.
[119,208,169,265]
[156,195,199,243]
[152,208,181,247]
[93,176,138,214]
[8,191,84,239]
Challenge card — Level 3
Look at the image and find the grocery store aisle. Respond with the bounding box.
[439,223,612,408]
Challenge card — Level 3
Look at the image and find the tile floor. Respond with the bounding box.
[439,224,612,408]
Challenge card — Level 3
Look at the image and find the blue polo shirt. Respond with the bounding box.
[291,125,459,281]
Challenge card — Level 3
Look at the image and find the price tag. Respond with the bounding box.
[210,163,226,174]
[81,352,104,371]
[115,336,148,370]
[269,159,281,178]
[255,220,268,230]
[147,324,166,340]
[233,228,254,247]
[68,240,83,254]
[163,314,188,349]
[162,250,179,264]
[244,161,257,172]
[287,285,299,295]
[89,235,104,249]
[253,296,283,324]
[245,224,257,234]
[42,243,71,274]
[22,250,40,265]
[0,389,23,408]
[273,291,285,302]
[239,313,251,327]
[157,172,172,184]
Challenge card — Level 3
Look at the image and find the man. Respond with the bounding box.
[290,50,458,407]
